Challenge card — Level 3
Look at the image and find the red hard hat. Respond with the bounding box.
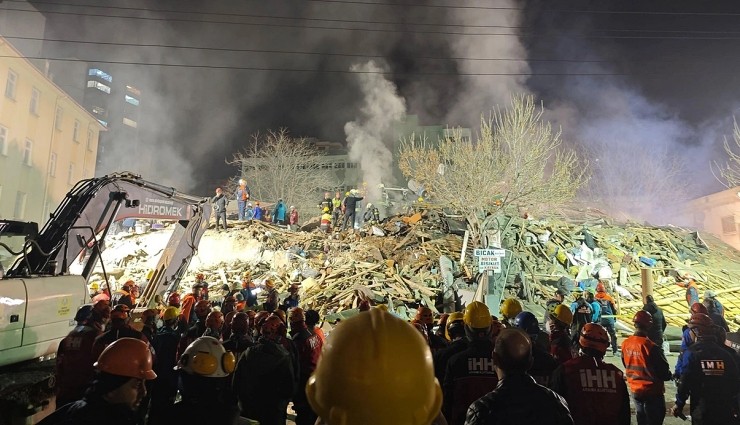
[596,282,606,293]
[205,311,224,329]
[415,306,433,325]
[633,310,653,329]
[196,273,205,280]
[690,302,708,315]
[231,312,250,334]
[168,292,181,307]
[261,315,284,338]
[688,313,713,330]
[194,300,211,318]
[254,311,270,329]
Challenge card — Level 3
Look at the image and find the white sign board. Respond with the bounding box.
[474,249,505,273]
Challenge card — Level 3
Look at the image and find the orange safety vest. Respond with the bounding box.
[622,335,663,399]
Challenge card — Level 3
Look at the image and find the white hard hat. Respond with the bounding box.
[247,202,252,207]
[290,205,295,209]
[367,203,373,208]
[176,336,235,377]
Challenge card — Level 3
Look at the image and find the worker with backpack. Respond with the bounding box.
[595,281,619,356]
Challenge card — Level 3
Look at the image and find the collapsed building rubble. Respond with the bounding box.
[94,208,740,329]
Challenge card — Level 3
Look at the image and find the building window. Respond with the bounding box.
[122,117,138,128]
[124,95,140,106]
[14,191,26,218]
[49,152,57,176]
[5,69,17,99]
[87,80,111,94]
[67,163,75,185]
[23,139,32,166]
[30,87,40,115]
[334,162,345,169]
[721,216,737,234]
[126,85,141,96]
[97,119,108,127]
[88,68,112,82]
[73,120,81,142]
[0,126,7,156]
[55,107,63,130]
[346,162,359,169]
[87,130,94,151]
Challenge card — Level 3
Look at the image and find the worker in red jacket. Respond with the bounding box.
[289,308,323,425]
[91,304,148,361]
[621,311,672,425]
[550,323,631,425]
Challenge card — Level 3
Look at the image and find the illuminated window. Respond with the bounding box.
[123,117,138,128]
[334,162,345,169]
[30,87,40,114]
[88,68,112,82]
[126,85,141,96]
[5,69,17,99]
[124,95,140,106]
[87,80,111,94]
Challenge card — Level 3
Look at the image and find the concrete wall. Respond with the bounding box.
[671,187,740,251]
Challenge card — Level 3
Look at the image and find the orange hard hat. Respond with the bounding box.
[111,304,130,320]
[579,323,610,353]
[94,337,157,380]
[415,306,433,325]
[596,282,606,293]
[261,315,284,338]
[231,312,250,334]
[205,311,224,329]
[194,300,211,318]
[289,307,306,323]
[690,302,708,315]
[196,273,205,280]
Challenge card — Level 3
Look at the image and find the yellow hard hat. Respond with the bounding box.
[500,298,523,320]
[463,301,492,329]
[163,306,179,321]
[551,304,573,326]
[445,312,464,340]
[323,207,330,213]
[306,308,442,425]
[89,281,100,291]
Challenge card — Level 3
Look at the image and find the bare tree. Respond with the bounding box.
[227,129,336,222]
[713,119,740,188]
[399,95,587,247]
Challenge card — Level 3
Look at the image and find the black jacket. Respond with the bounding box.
[433,338,468,383]
[343,195,363,212]
[642,301,667,345]
[465,373,574,425]
[443,339,498,425]
[38,395,137,425]
[233,338,295,425]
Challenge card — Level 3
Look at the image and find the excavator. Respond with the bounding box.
[0,172,211,422]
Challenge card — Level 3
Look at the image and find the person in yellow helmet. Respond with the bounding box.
[306,308,445,425]
[500,297,523,327]
[548,304,574,365]
[320,207,332,233]
[443,301,498,425]
[433,312,467,383]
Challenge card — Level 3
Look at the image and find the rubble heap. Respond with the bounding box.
[97,209,740,328]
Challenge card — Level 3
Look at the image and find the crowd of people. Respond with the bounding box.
[44,265,740,425]
[212,179,300,231]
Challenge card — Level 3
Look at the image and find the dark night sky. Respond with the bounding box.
[17,0,740,208]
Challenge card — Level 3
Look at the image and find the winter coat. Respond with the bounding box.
[289,209,299,225]
[91,324,148,361]
[443,339,498,425]
[236,185,250,202]
[253,207,263,220]
[642,300,667,346]
[212,194,228,214]
[233,338,295,425]
[343,195,363,213]
[433,338,468,383]
[55,324,102,406]
[465,373,573,425]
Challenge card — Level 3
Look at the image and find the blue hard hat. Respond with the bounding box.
[74,304,94,323]
[513,311,539,336]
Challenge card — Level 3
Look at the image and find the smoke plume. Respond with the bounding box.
[344,61,406,201]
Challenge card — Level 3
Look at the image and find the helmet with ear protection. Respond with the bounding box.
[176,336,235,377]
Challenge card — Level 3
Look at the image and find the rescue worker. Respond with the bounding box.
[675,303,712,380]
[223,311,254,357]
[443,301,498,425]
[288,205,299,229]
[289,307,323,425]
[203,310,225,340]
[39,338,156,425]
[465,329,574,425]
[55,305,103,407]
[282,284,300,310]
[167,292,181,309]
[679,275,700,308]
[621,311,672,425]
[252,310,271,340]
[340,189,363,231]
[545,288,568,327]
[180,282,202,326]
[253,201,264,221]
[551,323,631,425]
[363,202,380,225]
[212,187,228,231]
[236,178,250,221]
[433,312,468,383]
[221,296,237,339]
[318,191,332,212]
[436,314,450,341]
[177,300,211,359]
[703,289,725,317]
[263,278,279,312]
[271,199,288,225]
[514,311,558,386]
[642,294,667,348]
[570,291,595,350]
[672,312,740,424]
[305,309,325,344]
[139,309,159,343]
[233,315,295,425]
[319,207,332,233]
[500,297,523,327]
[331,191,342,225]
[306,307,446,425]
[595,282,619,356]
[170,337,239,424]
[115,282,135,309]
[549,305,574,364]
[240,272,258,307]
[415,306,448,352]
[703,292,729,332]
[91,305,148,360]
[147,307,181,425]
